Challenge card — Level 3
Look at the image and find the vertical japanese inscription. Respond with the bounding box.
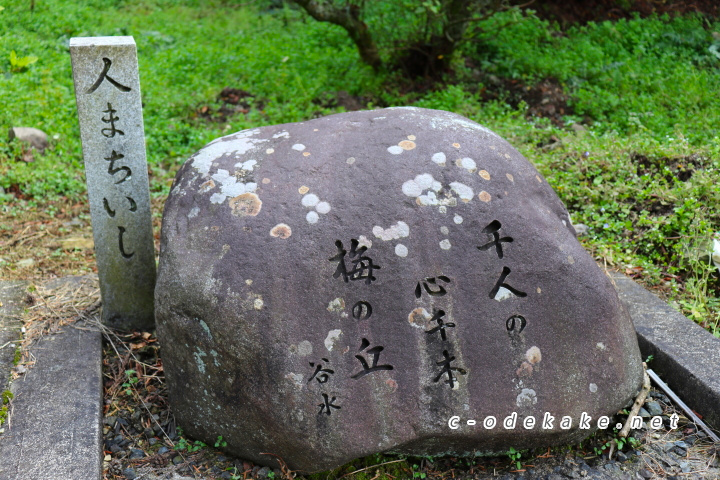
[70,36,156,331]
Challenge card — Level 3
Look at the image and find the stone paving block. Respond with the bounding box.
[610,271,720,430]
[0,313,102,479]
[0,281,28,395]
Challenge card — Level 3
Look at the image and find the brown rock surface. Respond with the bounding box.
[155,107,643,472]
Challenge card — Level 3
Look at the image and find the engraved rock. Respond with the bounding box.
[156,107,643,472]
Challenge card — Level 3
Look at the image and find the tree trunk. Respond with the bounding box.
[291,0,383,71]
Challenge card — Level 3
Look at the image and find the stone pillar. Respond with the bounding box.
[70,36,155,331]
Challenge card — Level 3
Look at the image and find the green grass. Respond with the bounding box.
[1,1,718,334]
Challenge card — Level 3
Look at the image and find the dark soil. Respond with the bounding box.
[480,76,573,127]
[192,88,265,123]
[529,0,720,26]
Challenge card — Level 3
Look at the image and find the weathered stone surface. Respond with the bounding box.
[0,278,102,480]
[156,107,644,472]
[8,127,48,152]
[70,36,156,331]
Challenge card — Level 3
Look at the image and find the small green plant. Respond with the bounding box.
[122,369,139,395]
[174,432,207,453]
[9,50,38,73]
[214,435,227,448]
[594,441,611,457]
[267,471,276,479]
[507,447,522,470]
[0,390,13,427]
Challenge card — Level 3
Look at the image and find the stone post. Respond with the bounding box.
[70,36,156,331]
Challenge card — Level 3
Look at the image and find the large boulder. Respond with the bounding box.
[155,107,643,472]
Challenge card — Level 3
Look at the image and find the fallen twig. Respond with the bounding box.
[619,362,651,438]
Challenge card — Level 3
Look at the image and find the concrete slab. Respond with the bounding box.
[0,278,103,480]
[0,281,28,395]
[610,272,720,430]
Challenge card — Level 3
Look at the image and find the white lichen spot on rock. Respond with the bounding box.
[402,173,442,205]
[387,145,403,155]
[273,131,290,139]
[297,340,313,357]
[408,307,431,329]
[439,206,447,213]
[292,144,306,151]
[306,211,319,224]
[449,182,474,202]
[234,159,257,171]
[399,140,416,150]
[395,244,408,257]
[568,255,575,264]
[346,157,355,165]
[210,350,220,367]
[456,157,477,172]
[516,388,537,407]
[193,349,207,375]
[589,383,598,393]
[302,193,320,207]
[454,215,463,224]
[596,342,606,350]
[188,206,200,219]
[315,201,331,214]
[494,286,515,302]
[327,298,346,313]
[229,193,262,216]
[479,170,491,180]
[324,329,342,352]
[245,279,253,285]
[285,373,304,388]
[537,287,542,294]
[525,346,542,365]
[373,221,410,241]
[440,226,449,235]
[440,239,451,250]
[270,223,292,239]
[478,191,492,203]
[191,128,266,176]
[198,319,213,340]
[266,148,274,154]
[210,193,225,204]
[254,298,264,310]
[357,235,372,249]
[402,179,424,197]
[407,135,416,141]
[431,152,446,166]
[506,173,514,182]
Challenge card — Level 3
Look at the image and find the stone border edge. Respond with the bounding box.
[610,271,720,431]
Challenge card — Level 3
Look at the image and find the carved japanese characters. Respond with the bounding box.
[155,107,644,472]
[70,37,156,330]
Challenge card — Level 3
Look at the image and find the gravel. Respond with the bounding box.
[101,331,720,480]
